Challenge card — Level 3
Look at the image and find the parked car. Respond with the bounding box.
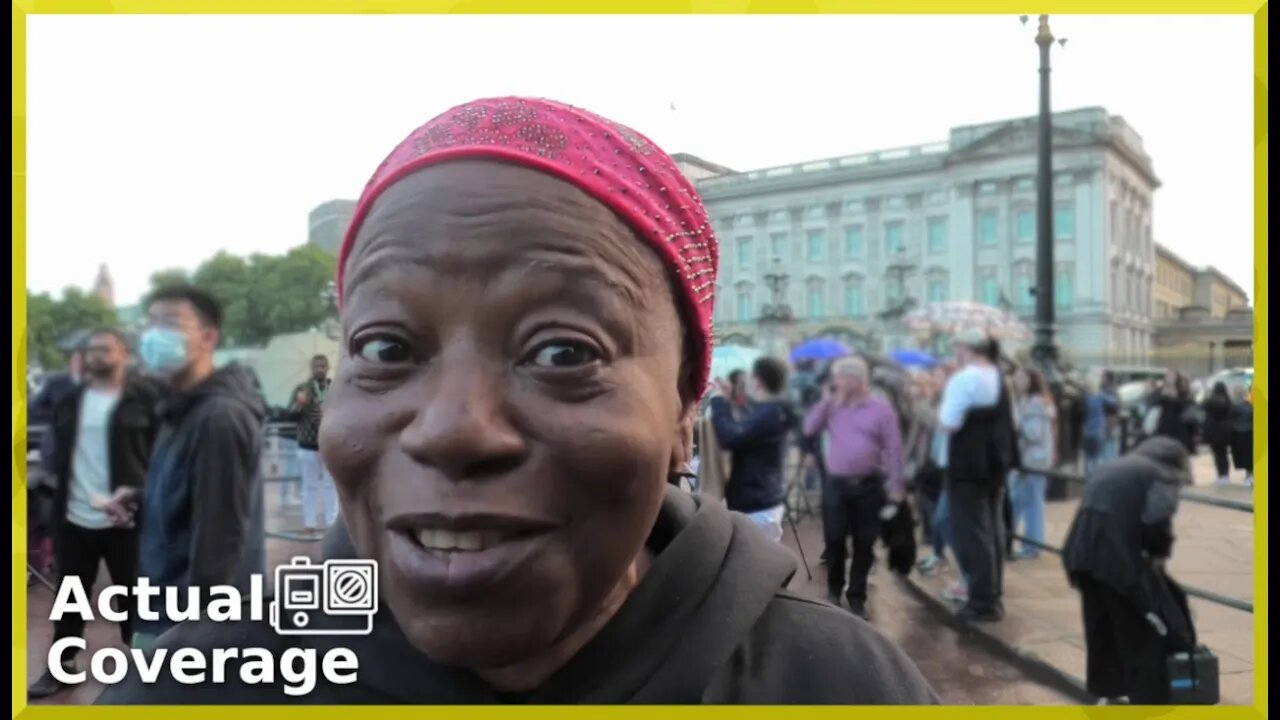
[1196,367,1253,404]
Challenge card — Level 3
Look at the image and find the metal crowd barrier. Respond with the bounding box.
[1012,465,1255,614]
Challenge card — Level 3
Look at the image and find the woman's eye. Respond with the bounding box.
[356,337,412,364]
[527,342,599,369]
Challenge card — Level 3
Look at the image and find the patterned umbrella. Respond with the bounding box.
[710,345,764,383]
[905,301,1031,343]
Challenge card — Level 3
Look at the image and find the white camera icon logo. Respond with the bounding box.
[268,557,379,636]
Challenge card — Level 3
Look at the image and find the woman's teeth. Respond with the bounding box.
[415,528,507,552]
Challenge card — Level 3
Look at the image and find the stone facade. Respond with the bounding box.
[690,107,1160,366]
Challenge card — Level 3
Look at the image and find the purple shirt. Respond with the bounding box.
[805,396,905,497]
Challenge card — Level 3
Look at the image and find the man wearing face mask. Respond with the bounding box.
[105,286,267,649]
[28,329,160,699]
[288,355,338,534]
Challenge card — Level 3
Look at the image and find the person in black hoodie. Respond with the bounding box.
[28,328,161,700]
[708,356,798,542]
[1200,382,1233,485]
[96,98,936,705]
[101,286,267,649]
[1062,437,1194,704]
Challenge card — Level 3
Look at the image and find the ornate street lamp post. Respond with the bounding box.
[320,280,340,341]
[758,259,794,359]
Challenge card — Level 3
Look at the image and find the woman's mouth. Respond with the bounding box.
[409,527,539,554]
[385,513,559,595]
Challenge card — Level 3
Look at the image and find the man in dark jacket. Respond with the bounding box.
[105,286,267,648]
[1062,436,1193,704]
[28,329,161,700]
[288,354,337,533]
[708,357,799,543]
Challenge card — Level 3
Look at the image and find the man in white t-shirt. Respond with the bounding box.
[937,329,1014,622]
[29,329,161,700]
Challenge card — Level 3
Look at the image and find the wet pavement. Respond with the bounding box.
[25,476,1077,706]
[779,514,1078,705]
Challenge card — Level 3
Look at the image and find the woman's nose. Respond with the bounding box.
[397,358,528,481]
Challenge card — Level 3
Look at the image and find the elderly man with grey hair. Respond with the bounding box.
[804,355,905,621]
[937,329,1018,622]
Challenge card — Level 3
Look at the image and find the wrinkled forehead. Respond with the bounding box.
[343,161,673,310]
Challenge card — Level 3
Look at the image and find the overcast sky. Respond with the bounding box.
[26,14,1254,306]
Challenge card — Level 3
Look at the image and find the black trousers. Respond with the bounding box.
[948,480,1005,613]
[823,477,885,603]
[1078,575,1171,704]
[1230,431,1252,474]
[1209,441,1231,478]
[55,522,138,646]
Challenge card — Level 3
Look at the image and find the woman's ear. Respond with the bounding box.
[669,399,697,475]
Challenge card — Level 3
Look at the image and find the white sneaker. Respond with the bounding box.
[1245,474,1253,487]
[942,581,969,603]
[1215,476,1231,486]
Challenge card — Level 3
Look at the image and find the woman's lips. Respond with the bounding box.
[385,515,558,599]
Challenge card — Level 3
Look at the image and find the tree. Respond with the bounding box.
[148,268,191,293]
[26,288,118,370]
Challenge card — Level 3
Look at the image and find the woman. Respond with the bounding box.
[916,369,952,576]
[1008,367,1055,560]
[1062,437,1196,704]
[1229,384,1253,486]
[1200,382,1234,486]
[1081,376,1116,478]
[1149,371,1195,454]
[98,98,936,705]
[902,371,940,550]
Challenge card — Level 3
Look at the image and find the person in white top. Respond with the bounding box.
[936,329,1013,622]
[30,329,161,700]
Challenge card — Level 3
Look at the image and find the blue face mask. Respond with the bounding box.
[139,327,189,374]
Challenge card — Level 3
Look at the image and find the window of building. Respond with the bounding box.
[1014,178,1034,192]
[1016,210,1034,243]
[770,233,788,262]
[736,291,753,322]
[980,276,1001,307]
[1055,265,1074,309]
[845,284,864,317]
[927,217,947,253]
[806,229,826,262]
[1055,204,1075,240]
[737,238,753,270]
[844,226,864,258]
[806,286,825,319]
[978,211,998,247]
[927,277,947,303]
[884,222,905,255]
[978,181,998,195]
[1014,267,1034,309]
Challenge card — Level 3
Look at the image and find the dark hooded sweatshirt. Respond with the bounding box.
[1061,437,1189,612]
[708,396,799,514]
[134,364,267,637]
[98,487,939,705]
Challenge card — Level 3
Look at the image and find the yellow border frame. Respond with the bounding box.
[10,5,1267,719]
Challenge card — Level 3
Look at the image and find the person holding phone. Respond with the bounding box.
[288,355,338,534]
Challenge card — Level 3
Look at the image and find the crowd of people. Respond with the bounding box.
[694,330,1251,703]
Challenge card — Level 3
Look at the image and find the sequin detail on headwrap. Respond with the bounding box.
[337,97,720,399]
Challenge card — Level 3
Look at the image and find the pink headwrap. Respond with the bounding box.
[337,97,719,398]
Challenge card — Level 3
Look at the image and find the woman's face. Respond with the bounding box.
[1013,369,1030,395]
[320,161,694,669]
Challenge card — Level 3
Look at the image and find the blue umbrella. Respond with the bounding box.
[889,349,938,370]
[790,337,851,363]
